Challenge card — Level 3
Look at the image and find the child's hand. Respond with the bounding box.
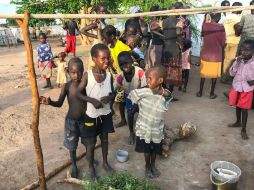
[39,96,51,105]
[100,96,112,104]
[247,80,254,86]
[91,99,103,109]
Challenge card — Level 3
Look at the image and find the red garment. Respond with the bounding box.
[229,89,253,109]
[64,35,76,56]
[201,23,226,62]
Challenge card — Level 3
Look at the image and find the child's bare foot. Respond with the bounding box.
[128,133,135,145]
[209,93,217,99]
[89,167,99,181]
[103,162,115,175]
[228,122,241,128]
[241,129,249,140]
[196,91,202,97]
[151,165,161,178]
[115,119,127,128]
[145,167,154,178]
[71,166,79,178]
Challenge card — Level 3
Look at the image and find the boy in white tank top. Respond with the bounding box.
[77,43,115,180]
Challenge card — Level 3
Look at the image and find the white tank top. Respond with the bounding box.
[86,70,112,118]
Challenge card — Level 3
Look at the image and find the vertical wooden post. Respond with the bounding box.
[16,11,47,190]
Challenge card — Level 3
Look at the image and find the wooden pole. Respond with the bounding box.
[2,5,254,19]
[15,11,47,190]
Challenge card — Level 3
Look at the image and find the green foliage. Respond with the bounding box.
[83,172,161,190]
[6,19,18,26]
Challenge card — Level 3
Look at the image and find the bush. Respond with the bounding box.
[83,172,161,190]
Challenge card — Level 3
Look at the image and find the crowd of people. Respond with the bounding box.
[37,0,254,181]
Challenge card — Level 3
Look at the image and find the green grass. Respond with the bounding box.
[83,172,161,190]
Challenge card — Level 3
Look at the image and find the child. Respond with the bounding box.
[128,65,172,178]
[37,33,54,89]
[228,39,254,140]
[114,51,146,145]
[101,25,131,128]
[56,52,68,88]
[40,57,85,178]
[179,39,192,92]
[77,43,115,180]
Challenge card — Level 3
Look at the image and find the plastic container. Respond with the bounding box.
[116,150,128,163]
[210,161,241,190]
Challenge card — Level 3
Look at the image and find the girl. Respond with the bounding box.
[228,40,254,140]
[128,65,172,178]
[179,39,192,92]
[56,52,67,88]
[37,33,54,89]
[114,51,146,144]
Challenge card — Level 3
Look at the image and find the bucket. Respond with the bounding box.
[210,161,241,190]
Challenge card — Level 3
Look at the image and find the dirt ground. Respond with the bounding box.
[0,40,254,190]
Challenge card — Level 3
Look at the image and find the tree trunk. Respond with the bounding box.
[16,11,47,190]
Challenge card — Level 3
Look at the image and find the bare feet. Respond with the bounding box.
[228,122,241,128]
[115,119,127,128]
[151,165,161,178]
[241,129,249,140]
[88,167,99,181]
[103,162,115,175]
[210,93,217,99]
[196,91,202,97]
[71,166,79,178]
[128,133,135,145]
[145,167,154,178]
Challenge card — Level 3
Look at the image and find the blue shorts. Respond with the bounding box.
[125,93,133,116]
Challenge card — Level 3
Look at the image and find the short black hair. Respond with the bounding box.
[150,5,160,12]
[118,51,133,67]
[102,25,117,38]
[232,2,242,6]
[68,57,84,73]
[151,65,167,80]
[58,52,66,58]
[95,3,107,13]
[221,0,230,6]
[174,2,184,9]
[183,39,192,51]
[39,32,46,39]
[210,13,221,21]
[250,0,254,5]
[90,43,110,58]
[242,39,254,50]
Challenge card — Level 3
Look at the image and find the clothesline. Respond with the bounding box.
[0,5,254,19]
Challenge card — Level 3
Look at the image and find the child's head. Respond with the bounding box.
[58,52,66,61]
[251,1,254,14]
[95,3,107,14]
[146,65,167,89]
[221,0,230,6]
[183,39,192,52]
[91,43,110,71]
[240,39,254,61]
[39,33,47,44]
[67,57,84,82]
[232,2,243,14]
[210,13,221,23]
[118,51,134,74]
[102,25,117,45]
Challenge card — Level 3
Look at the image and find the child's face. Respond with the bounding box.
[103,35,114,45]
[93,50,110,70]
[146,70,163,89]
[119,62,133,74]
[68,64,83,82]
[241,44,253,61]
[39,36,46,44]
[58,54,65,61]
[97,6,107,14]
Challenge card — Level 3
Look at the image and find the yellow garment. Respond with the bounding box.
[56,60,67,84]
[223,43,238,74]
[200,60,221,78]
[110,40,131,74]
[223,14,241,44]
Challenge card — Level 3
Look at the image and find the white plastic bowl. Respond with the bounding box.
[116,149,129,163]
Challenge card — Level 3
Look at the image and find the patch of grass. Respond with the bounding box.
[83,172,161,190]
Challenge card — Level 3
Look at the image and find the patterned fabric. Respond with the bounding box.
[182,49,191,70]
[128,88,171,143]
[229,57,254,92]
[39,60,53,79]
[164,54,182,86]
[37,43,54,63]
[239,14,254,40]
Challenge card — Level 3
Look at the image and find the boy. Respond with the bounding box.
[114,51,146,145]
[228,39,254,140]
[77,43,115,180]
[128,65,172,178]
[40,57,85,178]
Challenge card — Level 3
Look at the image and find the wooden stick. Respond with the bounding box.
[21,143,101,190]
[15,11,47,190]
[2,6,254,19]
